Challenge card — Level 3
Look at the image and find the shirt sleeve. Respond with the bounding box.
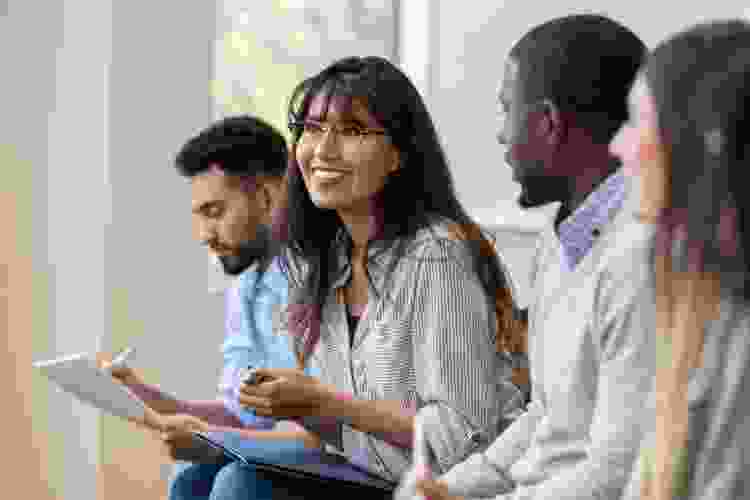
[219,275,276,430]
[411,238,524,473]
[437,398,543,498]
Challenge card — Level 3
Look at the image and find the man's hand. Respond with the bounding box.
[415,478,465,500]
[96,352,181,415]
[96,352,142,386]
[159,414,223,463]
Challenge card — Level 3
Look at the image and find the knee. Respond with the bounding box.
[168,462,220,500]
[211,462,272,500]
[212,461,256,486]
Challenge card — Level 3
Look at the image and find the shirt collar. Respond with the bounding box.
[330,227,395,290]
[556,169,627,270]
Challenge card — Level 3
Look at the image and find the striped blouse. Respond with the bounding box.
[280,218,524,481]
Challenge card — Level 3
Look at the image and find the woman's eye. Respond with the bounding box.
[304,122,324,134]
[340,126,364,137]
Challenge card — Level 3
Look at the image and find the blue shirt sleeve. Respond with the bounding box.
[219,258,314,428]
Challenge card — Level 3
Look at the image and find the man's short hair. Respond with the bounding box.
[510,14,647,144]
[175,115,287,179]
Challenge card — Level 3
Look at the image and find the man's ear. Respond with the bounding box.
[255,176,281,221]
[538,98,565,146]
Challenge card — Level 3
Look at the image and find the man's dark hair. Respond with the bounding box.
[175,115,287,179]
[510,14,647,145]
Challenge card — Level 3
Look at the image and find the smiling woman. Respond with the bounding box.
[235,56,526,495]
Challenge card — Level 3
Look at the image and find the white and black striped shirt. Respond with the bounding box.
[284,218,524,480]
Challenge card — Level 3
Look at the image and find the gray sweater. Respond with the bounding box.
[622,294,750,499]
[432,193,657,500]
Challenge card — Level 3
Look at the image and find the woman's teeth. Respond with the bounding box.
[313,169,347,180]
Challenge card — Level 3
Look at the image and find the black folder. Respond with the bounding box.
[192,431,396,497]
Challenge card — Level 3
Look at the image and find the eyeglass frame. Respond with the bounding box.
[289,119,388,147]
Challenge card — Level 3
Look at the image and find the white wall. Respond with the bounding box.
[4,0,221,498]
[106,0,221,401]
[3,0,113,497]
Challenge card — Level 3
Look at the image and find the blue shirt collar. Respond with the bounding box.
[556,169,627,270]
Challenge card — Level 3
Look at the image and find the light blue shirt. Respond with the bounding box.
[218,256,315,427]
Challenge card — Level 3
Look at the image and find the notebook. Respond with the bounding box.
[192,430,396,493]
[33,352,147,421]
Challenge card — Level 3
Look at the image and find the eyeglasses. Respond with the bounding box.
[289,120,387,146]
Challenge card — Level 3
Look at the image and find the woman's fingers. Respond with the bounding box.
[239,378,281,397]
[238,393,273,410]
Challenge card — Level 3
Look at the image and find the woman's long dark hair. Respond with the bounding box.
[278,56,526,367]
[645,20,750,300]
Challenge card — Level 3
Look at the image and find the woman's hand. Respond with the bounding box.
[237,368,330,418]
[415,478,465,500]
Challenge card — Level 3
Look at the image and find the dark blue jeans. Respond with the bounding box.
[168,460,275,500]
[168,438,310,500]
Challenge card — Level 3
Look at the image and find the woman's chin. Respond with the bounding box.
[309,190,345,210]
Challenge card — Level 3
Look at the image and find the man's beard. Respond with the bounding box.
[217,225,272,276]
[516,174,566,209]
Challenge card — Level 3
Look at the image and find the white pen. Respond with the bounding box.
[108,347,135,371]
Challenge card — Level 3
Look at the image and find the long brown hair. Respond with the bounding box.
[640,20,750,500]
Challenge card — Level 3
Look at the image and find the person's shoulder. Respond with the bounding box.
[597,214,656,277]
[599,180,655,261]
[235,264,261,290]
[590,218,657,315]
[237,257,290,298]
[402,216,476,265]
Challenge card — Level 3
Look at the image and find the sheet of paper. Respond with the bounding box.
[33,353,147,421]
